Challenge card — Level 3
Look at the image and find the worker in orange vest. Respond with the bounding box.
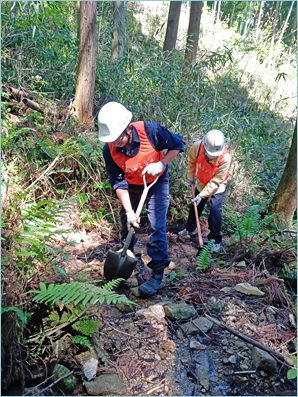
[98,102,185,296]
[178,130,231,252]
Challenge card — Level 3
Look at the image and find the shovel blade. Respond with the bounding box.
[104,249,138,280]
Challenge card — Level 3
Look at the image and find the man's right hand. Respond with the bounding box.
[126,210,140,229]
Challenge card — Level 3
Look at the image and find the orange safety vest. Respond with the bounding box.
[108,121,165,185]
[196,143,229,185]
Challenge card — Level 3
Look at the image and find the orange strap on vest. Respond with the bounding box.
[108,121,165,185]
[196,143,229,185]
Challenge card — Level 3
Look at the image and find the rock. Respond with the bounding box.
[83,358,98,381]
[163,303,197,321]
[181,317,213,335]
[136,304,165,321]
[251,347,277,373]
[195,352,211,391]
[85,373,127,395]
[125,276,139,287]
[221,287,232,293]
[131,286,141,297]
[75,349,98,380]
[228,355,237,364]
[189,339,206,350]
[52,364,77,394]
[234,282,265,296]
[234,376,247,385]
[235,260,246,268]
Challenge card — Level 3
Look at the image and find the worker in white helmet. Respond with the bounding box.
[98,101,185,296]
[178,130,231,252]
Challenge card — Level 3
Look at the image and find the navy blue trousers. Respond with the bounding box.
[120,173,170,274]
[185,189,225,244]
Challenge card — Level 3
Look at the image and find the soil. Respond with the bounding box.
[22,212,297,396]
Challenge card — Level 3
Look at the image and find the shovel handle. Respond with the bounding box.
[122,174,159,254]
[191,185,204,249]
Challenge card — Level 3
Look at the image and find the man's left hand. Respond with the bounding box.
[191,194,202,205]
[142,161,165,176]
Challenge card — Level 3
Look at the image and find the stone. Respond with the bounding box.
[52,364,77,394]
[131,286,141,297]
[235,261,246,267]
[85,373,127,395]
[189,339,206,350]
[221,287,232,293]
[75,349,98,381]
[195,352,211,391]
[136,304,165,321]
[181,317,213,335]
[163,303,197,321]
[228,355,237,364]
[251,347,277,373]
[234,282,265,296]
[83,358,98,381]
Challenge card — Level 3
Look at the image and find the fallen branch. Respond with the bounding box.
[205,314,292,366]
[3,84,57,116]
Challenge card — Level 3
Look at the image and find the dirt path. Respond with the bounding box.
[56,226,296,396]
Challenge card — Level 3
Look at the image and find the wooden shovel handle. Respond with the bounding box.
[122,175,159,254]
[191,185,204,248]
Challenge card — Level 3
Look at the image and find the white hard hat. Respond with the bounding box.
[98,102,132,142]
[203,129,225,157]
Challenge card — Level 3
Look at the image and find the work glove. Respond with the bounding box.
[126,210,140,230]
[142,161,165,176]
[191,194,202,205]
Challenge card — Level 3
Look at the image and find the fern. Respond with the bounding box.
[28,281,134,307]
[196,241,214,271]
[72,318,102,336]
[231,205,275,246]
[1,306,27,326]
[72,335,91,348]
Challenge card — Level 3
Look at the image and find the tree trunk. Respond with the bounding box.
[291,10,297,49]
[274,1,295,63]
[216,0,221,24]
[184,1,203,66]
[73,1,97,126]
[163,1,182,54]
[255,0,264,40]
[229,2,236,28]
[266,1,282,68]
[269,121,297,228]
[111,1,125,61]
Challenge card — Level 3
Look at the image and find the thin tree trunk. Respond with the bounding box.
[163,1,182,54]
[184,1,203,66]
[229,2,236,28]
[274,1,295,63]
[266,1,282,68]
[74,1,97,125]
[216,0,221,24]
[290,10,297,49]
[255,0,264,40]
[111,1,125,61]
[269,121,297,228]
[212,1,217,25]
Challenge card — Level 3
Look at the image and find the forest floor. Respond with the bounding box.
[24,207,297,397]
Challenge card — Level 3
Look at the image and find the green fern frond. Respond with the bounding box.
[72,318,102,336]
[102,279,124,291]
[196,241,214,271]
[72,335,91,347]
[28,281,134,307]
[1,306,27,325]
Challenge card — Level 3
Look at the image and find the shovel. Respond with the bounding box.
[191,185,204,254]
[104,174,159,281]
